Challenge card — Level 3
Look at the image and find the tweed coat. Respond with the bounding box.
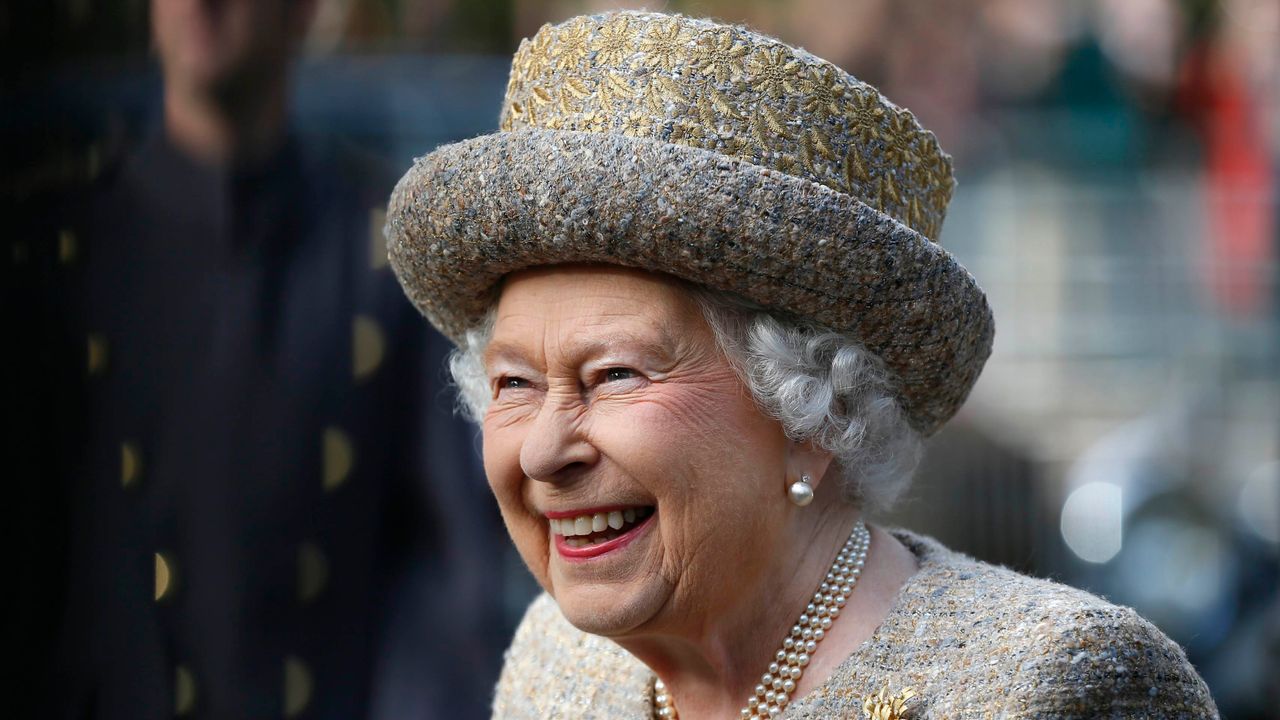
[492,530,1219,719]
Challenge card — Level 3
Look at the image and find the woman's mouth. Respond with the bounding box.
[548,506,654,559]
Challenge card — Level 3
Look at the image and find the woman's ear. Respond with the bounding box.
[787,439,835,490]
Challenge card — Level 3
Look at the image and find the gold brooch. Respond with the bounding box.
[862,684,916,720]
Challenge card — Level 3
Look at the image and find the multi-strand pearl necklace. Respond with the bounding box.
[653,520,871,719]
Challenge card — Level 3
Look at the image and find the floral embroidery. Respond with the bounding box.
[506,38,530,98]
[712,84,742,118]
[512,25,553,85]
[500,100,522,131]
[529,85,553,105]
[847,90,887,145]
[550,17,594,67]
[691,28,748,84]
[670,119,711,148]
[907,195,925,232]
[557,76,592,115]
[528,24,554,59]
[500,12,953,241]
[697,83,744,124]
[758,104,795,140]
[876,174,901,208]
[578,110,608,133]
[881,139,916,168]
[597,72,636,114]
[621,112,651,137]
[927,168,953,211]
[719,132,751,160]
[636,17,690,72]
[801,128,836,174]
[889,109,916,138]
[747,45,803,99]
[801,66,849,123]
[592,14,633,66]
[638,73,685,115]
[776,152,801,175]
[746,107,793,153]
[560,76,592,100]
[844,150,870,189]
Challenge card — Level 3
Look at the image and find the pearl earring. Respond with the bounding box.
[788,474,815,507]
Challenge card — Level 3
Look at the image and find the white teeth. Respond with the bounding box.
[551,508,652,538]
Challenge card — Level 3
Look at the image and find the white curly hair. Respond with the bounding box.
[446,284,922,515]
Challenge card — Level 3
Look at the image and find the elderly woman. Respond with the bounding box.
[385,11,1218,719]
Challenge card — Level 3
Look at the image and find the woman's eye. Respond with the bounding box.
[603,367,637,383]
[498,376,530,390]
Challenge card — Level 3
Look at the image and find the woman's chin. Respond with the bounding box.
[548,540,669,636]
[551,578,670,637]
[542,511,668,634]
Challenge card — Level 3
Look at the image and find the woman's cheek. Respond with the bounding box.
[481,422,528,514]
[483,423,554,587]
[610,381,747,442]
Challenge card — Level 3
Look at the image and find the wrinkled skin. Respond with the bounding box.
[482,265,829,639]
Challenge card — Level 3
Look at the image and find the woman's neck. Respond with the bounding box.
[611,502,912,719]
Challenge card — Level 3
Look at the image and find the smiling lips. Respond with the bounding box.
[547,506,654,559]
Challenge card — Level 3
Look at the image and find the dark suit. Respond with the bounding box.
[6,130,511,719]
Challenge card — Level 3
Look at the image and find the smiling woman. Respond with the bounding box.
[383,10,1218,720]
[480,266,843,644]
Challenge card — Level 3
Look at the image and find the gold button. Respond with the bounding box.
[174,664,197,716]
[58,229,78,264]
[322,426,354,492]
[297,542,328,604]
[154,551,176,601]
[121,441,142,489]
[352,315,385,382]
[368,207,388,270]
[87,333,109,376]
[283,655,312,718]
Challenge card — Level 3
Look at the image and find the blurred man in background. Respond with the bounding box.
[6,0,508,717]
[153,0,310,166]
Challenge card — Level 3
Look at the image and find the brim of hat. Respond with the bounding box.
[386,128,992,435]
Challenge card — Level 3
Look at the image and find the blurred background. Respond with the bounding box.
[3,0,1276,718]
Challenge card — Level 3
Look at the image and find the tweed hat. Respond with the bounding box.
[386,11,993,435]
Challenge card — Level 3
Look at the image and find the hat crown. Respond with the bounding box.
[501,11,955,241]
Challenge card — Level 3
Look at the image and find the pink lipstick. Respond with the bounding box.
[548,506,655,560]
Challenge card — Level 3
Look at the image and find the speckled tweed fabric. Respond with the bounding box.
[385,11,995,435]
[492,531,1219,719]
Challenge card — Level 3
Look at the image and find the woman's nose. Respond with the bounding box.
[519,396,599,483]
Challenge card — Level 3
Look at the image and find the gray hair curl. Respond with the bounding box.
[446,285,921,515]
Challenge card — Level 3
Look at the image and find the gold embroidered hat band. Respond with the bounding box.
[386,11,994,435]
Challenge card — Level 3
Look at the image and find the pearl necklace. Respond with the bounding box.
[653,520,870,719]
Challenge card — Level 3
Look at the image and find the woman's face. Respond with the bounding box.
[482,265,797,638]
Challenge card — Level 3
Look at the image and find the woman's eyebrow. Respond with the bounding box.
[485,322,681,367]
[571,330,677,363]
[483,341,533,367]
